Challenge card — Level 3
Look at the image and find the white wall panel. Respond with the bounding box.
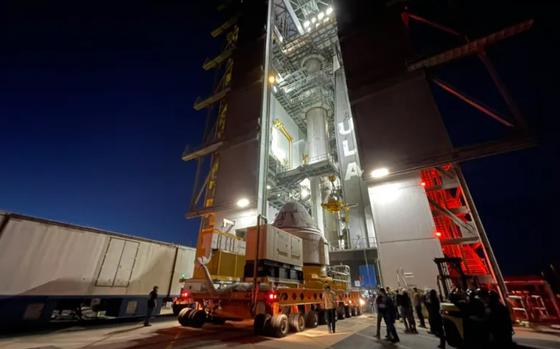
[368,172,443,290]
[126,242,175,295]
[114,241,139,287]
[96,238,125,286]
[0,219,107,295]
[0,214,196,297]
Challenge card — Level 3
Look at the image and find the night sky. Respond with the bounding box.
[0,1,556,277]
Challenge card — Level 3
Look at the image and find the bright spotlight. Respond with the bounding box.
[266,184,271,190]
[318,11,325,20]
[268,75,276,84]
[236,198,250,208]
[303,20,310,28]
[370,168,389,178]
[326,7,333,15]
[311,16,317,24]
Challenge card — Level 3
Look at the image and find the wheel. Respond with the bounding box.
[178,307,194,326]
[271,314,290,338]
[305,310,318,328]
[289,313,305,332]
[337,307,345,320]
[345,306,351,318]
[190,310,206,328]
[318,310,327,325]
[254,313,271,335]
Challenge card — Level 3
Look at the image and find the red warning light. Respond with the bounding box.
[420,181,426,187]
[435,231,442,238]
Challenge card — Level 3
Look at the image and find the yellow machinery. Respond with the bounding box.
[193,227,245,282]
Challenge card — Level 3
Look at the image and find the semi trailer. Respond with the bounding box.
[0,212,195,327]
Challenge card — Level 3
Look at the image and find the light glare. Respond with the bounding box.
[371,168,389,178]
[236,198,250,208]
[303,20,310,28]
[318,12,325,20]
[326,7,333,15]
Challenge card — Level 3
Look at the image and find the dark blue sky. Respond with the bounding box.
[0,1,556,276]
[0,2,219,246]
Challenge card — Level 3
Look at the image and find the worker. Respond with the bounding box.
[413,287,426,328]
[487,290,514,347]
[322,284,337,333]
[378,288,400,343]
[427,289,445,348]
[402,290,417,333]
[374,287,386,339]
[144,285,159,326]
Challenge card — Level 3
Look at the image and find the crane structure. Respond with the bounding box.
[181,0,534,324]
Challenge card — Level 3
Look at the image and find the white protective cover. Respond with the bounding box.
[0,214,195,296]
[272,202,330,266]
[245,225,303,267]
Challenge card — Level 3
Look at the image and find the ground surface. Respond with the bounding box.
[0,315,559,349]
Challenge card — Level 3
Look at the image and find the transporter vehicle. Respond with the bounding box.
[174,202,366,337]
[0,212,196,328]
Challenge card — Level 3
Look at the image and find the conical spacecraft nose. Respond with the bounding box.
[272,201,319,233]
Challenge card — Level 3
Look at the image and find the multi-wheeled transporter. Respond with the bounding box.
[174,203,366,337]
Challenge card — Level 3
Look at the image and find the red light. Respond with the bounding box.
[266,291,278,302]
[180,290,190,299]
[435,231,442,238]
[420,181,426,187]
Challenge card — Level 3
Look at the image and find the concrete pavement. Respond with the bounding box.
[0,314,559,349]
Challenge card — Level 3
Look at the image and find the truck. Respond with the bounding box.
[0,211,195,328]
[173,204,366,337]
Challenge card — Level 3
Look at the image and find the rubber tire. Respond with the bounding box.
[289,313,305,332]
[254,314,271,335]
[178,307,194,326]
[337,307,345,320]
[271,314,290,338]
[305,310,318,328]
[190,310,206,328]
[345,306,351,318]
[318,310,327,325]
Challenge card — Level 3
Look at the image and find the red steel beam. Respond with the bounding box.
[432,78,515,127]
[403,12,462,37]
[408,19,534,71]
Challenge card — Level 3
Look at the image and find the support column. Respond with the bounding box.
[306,107,328,163]
[310,176,324,236]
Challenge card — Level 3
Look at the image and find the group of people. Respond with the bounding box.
[369,285,513,348]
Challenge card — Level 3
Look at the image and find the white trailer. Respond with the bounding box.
[0,212,195,327]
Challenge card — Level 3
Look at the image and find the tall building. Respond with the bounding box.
[184,0,531,295]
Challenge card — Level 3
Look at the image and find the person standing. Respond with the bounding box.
[487,290,514,347]
[323,284,337,333]
[402,290,417,333]
[375,287,386,339]
[380,288,400,343]
[427,289,445,349]
[413,287,426,328]
[144,286,158,326]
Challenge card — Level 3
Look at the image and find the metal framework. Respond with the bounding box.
[402,8,534,300]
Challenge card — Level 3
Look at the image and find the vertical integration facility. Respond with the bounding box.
[184,0,533,296]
